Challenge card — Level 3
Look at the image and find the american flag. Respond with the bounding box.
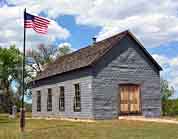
[25,13,50,34]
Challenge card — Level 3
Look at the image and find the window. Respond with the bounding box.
[47,88,52,111]
[59,86,65,111]
[73,84,81,112]
[37,91,41,112]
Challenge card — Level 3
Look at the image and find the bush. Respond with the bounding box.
[162,99,178,116]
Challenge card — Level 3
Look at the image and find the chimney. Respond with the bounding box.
[92,37,96,44]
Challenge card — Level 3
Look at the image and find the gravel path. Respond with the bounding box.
[27,116,178,124]
[119,116,178,124]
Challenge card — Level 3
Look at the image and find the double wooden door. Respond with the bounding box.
[119,85,141,114]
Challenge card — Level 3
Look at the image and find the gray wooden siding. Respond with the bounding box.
[32,35,161,120]
[92,35,161,119]
[32,76,93,119]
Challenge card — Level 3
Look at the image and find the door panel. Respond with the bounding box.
[119,85,141,114]
[130,86,140,112]
[120,87,129,113]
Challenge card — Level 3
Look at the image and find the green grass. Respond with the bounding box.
[0,114,178,139]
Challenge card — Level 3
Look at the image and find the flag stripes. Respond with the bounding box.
[24,12,50,34]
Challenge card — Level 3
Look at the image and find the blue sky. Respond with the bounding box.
[0,0,178,98]
[56,15,101,48]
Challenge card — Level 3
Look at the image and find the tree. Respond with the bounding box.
[0,44,73,113]
[27,43,73,75]
[26,44,57,74]
[0,45,33,112]
[161,78,174,116]
[0,45,22,112]
[58,44,72,56]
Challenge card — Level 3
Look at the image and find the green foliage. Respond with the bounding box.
[162,99,178,116]
[0,45,22,113]
[0,45,22,80]
[58,44,72,56]
[0,43,73,113]
[160,78,176,116]
[0,45,31,113]
[161,79,174,101]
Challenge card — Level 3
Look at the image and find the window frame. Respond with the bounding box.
[47,88,52,112]
[73,83,81,112]
[36,90,41,112]
[59,86,65,111]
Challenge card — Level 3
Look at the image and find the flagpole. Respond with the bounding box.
[20,8,26,132]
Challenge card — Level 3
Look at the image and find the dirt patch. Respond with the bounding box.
[27,117,96,123]
[119,116,178,124]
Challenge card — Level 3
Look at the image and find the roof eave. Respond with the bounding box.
[127,31,163,71]
[33,65,92,82]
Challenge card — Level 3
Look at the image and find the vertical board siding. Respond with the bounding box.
[32,76,93,119]
[92,35,161,119]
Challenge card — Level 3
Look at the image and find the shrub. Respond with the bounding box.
[162,99,178,116]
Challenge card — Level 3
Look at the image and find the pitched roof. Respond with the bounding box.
[35,30,162,81]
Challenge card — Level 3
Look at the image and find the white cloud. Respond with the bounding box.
[0,2,70,51]
[152,54,170,66]
[3,0,178,48]
[170,57,178,67]
[57,42,76,51]
[153,54,178,97]
[35,0,178,48]
[58,42,71,48]
[32,0,178,47]
[75,0,178,47]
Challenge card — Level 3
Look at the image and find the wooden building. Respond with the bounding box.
[31,30,162,119]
